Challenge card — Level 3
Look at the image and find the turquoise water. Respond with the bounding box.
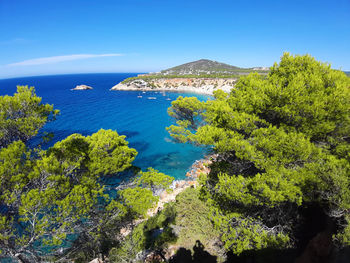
[0,73,210,180]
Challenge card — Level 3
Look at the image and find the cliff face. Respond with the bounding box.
[110,78,237,95]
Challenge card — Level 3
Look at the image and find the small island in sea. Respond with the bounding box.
[110,59,269,94]
[72,84,93,90]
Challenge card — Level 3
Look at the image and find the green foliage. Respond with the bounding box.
[0,86,59,148]
[0,87,140,261]
[109,224,147,262]
[218,214,290,254]
[167,53,350,254]
[109,203,177,262]
[87,129,138,175]
[109,186,227,262]
[109,168,176,261]
[0,129,137,260]
[335,215,350,246]
[118,168,174,218]
[119,187,158,217]
[136,167,174,192]
[110,187,223,262]
[172,187,220,252]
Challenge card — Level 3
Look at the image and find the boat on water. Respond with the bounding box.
[137,96,142,98]
[148,97,156,100]
[166,98,171,101]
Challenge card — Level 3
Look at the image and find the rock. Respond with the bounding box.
[176,180,186,189]
[145,250,166,262]
[72,84,93,90]
[165,245,179,260]
[120,227,131,237]
[89,258,103,263]
[160,190,168,199]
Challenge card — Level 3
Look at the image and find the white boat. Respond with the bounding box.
[137,96,142,98]
[148,97,156,100]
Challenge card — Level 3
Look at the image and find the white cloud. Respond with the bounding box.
[7,54,123,66]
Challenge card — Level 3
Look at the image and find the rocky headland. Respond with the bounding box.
[110,78,237,95]
[72,84,93,90]
[109,58,270,95]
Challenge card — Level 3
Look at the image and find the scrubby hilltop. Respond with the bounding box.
[160,59,269,75]
[160,59,249,75]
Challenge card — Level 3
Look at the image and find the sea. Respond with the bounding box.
[0,73,210,181]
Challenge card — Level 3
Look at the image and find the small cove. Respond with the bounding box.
[0,73,210,180]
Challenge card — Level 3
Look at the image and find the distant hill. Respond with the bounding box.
[345,71,350,77]
[159,59,269,76]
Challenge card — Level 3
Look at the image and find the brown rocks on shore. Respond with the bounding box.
[186,154,217,179]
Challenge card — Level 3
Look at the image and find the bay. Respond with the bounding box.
[0,73,210,180]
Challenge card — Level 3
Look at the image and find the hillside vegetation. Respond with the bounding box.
[120,59,269,85]
[1,53,350,263]
[166,53,350,260]
[160,59,268,75]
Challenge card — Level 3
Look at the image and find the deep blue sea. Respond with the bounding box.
[0,73,210,180]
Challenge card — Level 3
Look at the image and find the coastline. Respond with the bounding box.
[110,78,236,95]
[147,153,217,217]
[110,85,232,95]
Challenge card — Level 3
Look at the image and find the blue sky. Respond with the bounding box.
[0,0,349,78]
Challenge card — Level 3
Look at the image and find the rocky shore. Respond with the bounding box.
[110,78,237,95]
[148,153,217,217]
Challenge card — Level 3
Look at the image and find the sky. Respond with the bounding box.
[0,0,349,78]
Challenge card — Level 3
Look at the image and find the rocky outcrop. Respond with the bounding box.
[146,154,217,218]
[185,154,217,179]
[110,78,237,95]
[72,84,93,90]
